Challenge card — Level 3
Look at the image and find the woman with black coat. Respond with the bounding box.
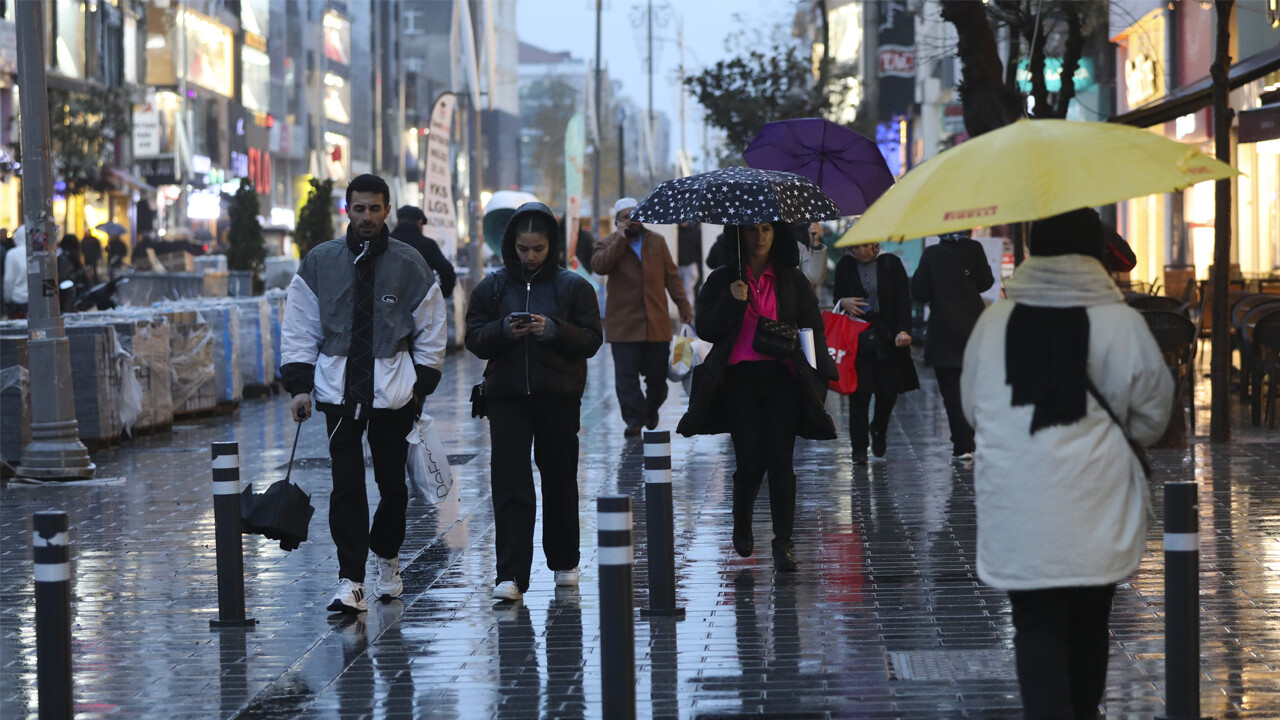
[677,223,838,571]
[466,203,603,602]
[833,243,920,463]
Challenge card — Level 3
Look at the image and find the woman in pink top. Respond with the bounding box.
[677,222,838,571]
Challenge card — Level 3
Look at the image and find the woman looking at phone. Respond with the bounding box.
[465,202,603,602]
[833,242,919,464]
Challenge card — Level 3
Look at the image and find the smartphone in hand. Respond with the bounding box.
[510,312,534,325]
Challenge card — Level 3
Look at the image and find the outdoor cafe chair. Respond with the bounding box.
[1142,309,1198,436]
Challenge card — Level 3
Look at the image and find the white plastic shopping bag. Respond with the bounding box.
[406,412,454,503]
[668,324,697,382]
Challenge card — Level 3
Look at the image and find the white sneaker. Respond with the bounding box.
[952,452,974,463]
[373,554,402,600]
[554,567,580,587]
[491,580,523,601]
[327,578,368,613]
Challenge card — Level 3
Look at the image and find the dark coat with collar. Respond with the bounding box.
[911,238,995,368]
[677,234,839,440]
[833,251,920,392]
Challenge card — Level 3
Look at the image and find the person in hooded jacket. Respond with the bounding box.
[466,202,603,602]
[960,208,1172,719]
[3,226,27,319]
[911,230,994,461]
[833,243,919,463]
[677,222,838,572]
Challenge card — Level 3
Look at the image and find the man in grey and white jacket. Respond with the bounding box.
[280,173,447,614]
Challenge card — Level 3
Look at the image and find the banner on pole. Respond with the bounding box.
[424,92,458,263]
[565,112,585,268]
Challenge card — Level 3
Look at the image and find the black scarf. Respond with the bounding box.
[344,225,389,407]
[1005,304,1090,433]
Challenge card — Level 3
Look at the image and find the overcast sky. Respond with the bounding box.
[515,0,795,170]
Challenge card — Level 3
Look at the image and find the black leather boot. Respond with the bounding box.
[769,473,798,571]
[732,481,759,557]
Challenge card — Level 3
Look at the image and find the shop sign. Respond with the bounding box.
[323,11,351,66]
[231,148,272,195]
[133,109,162,157]
[878,45,915,78]
[1239,104,1280,144]
[1015,57,1096,94]
[1118,8,1166,110]
[138,156,178,186]
[943,102,965,135]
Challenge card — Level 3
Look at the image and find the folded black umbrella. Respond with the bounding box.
[241,422,314,551]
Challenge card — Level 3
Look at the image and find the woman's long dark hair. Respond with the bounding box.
[723,222,799,277]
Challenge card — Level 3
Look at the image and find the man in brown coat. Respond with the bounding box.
[592,197,693,437]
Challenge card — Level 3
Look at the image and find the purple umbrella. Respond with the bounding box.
[743,118,894,216]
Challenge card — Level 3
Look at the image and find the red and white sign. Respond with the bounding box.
[878,45,916,78]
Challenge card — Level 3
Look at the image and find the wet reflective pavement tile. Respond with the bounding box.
[2,349,1279,718]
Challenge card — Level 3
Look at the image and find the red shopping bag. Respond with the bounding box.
[822,310,870,395]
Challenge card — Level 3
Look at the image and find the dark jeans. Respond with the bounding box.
[324,403,417,582]
[724,361,799,544]
[1008,584,1117,720]
[935,366,975,455]
[488,393,582,592]
[610,341,670,427]
[848,351,898,453]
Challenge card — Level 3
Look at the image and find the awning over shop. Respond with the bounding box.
[1239,103,1280,143]
[110,168,157,194]
[1111,44,1280,128]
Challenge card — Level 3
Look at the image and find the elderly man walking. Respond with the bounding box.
[592,197,692,437]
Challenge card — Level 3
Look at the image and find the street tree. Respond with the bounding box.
[684,42,832,164]
[295,178,335,259]
[227,179,267,289]
[1209,0,1235,441]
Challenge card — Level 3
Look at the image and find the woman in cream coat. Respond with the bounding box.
[960,208,1172,720]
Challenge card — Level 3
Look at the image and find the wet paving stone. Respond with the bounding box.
[2,348,1279,718]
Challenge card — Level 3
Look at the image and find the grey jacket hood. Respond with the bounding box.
[501,202,560,277]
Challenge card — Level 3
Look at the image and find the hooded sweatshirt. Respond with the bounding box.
[960,254,1172,590]
[465,202,602,398]
[3,226,27,305]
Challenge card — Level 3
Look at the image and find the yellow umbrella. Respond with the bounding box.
[836,118,1239,247]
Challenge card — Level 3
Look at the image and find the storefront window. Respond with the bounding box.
[54,0,85,78]
[323,72,351,124]
[241,0,270,37]
[179,8,233,97]
[324,132,350,182]
[323,11,350,66]
[242,46,271,112]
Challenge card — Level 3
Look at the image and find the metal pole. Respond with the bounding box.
[597,494,636,719]
[647,0,654,188]
[210,442,256,628]
[468,92,484,288]
[640,431,683,619]
[1156,482,1210,720]
[14,0,94,480]
[592,0,603,236]
[33,511,73,720]
[618,119,625,200]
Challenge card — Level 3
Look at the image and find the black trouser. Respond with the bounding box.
[1008,584,1117,720]
[848,351,898,453]
[724,361,799,546]
[610,341,670,428]
[935,366,975,455]
[488,393,582,592]
[324,403,417,583]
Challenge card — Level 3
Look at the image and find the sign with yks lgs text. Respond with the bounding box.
[424,92,458,263]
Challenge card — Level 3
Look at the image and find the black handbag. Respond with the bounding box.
[752,317,799,358]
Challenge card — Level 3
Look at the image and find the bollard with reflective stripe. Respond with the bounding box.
[1156,481,1210,720]
[210,442,255,628]
[598,494,636,719]
[641,431,684,619]
[34,511,73,720]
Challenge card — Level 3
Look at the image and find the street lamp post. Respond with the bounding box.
[15,0,95,479]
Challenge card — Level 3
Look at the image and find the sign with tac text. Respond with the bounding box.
[423,93,458,263]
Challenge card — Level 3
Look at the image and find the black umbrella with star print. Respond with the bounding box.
[629,166,841,226]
